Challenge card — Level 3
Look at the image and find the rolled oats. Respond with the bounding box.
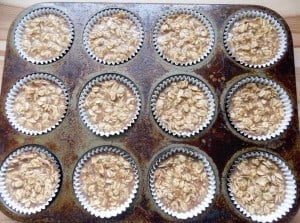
[228,82,284,136]
[87,11,141,64]
[155,80,209,134]
[83,79,138,133]
[78,152,136,211]
[153,153,209,213]
[229,156,285,215]
[3,150,60,209]
[19,13,72,61]
[11,79,67,132]
[227,17,279,65]
[156,12,211,64]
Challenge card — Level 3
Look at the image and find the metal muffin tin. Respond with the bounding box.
[0,2,299,223]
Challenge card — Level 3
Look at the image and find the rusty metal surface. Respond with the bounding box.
[0,3,299,223]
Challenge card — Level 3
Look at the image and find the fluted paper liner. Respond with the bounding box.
[225,76,292,141]
[78,73,141,137]
[227,150,297,223]
[149,146,216,219]
[151,74,215,137]
[14,7,74,64]
[5,73,69,136]
[224,10,287,68]
[73,146,139,218]
[153,8,214,66]
[83,8,144,65]
[0,145,62,215]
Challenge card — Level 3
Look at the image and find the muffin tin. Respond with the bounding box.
[0,2,299,223]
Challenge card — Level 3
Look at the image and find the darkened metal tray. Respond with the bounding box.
[0,2,299,222]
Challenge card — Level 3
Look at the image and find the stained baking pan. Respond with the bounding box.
[0,2,299,223]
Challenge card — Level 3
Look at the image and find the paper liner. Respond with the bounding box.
[83,8,144,65]
[78,73,141,137]
[227,150,297,223]
[14,7,74,65]
[153,8,214,66]
[151,74,216,137]
[223,10,287,68]
[225,76,292,141]
[73,145,139,218]
[5,73,69,136]
[149,145,216,219]
[0,145,62,215]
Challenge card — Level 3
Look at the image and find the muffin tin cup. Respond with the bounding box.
[149,145,216,219]
[73,145,139,218]
[14,7,74,65]
[78,73,141,137]
[153,8,215,66]
[225,76,293,141]
[227,150,297,223]
[5,73,69,136]
[151,74,216,138]
[83,8,144,65]
[224,10,287,68]
[0,145,62,215]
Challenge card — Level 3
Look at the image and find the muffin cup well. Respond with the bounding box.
[151,74,216,138]
[224,10,287,68]
[153,8,214,66]
[149,145,216,219]
[83,8,144,65]
[73,145,139,218]
[0,145,62,215]
[227,150,297,223]
[78,73,141,137]
[225,76,292,141]
[14,7,74,64]
[5,73,69,136]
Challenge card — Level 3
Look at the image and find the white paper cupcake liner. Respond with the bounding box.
[83,8,144,65]
[151,74,216,137]
[149,145,216,219]
[153,8,214,66]
[224,10,287,68]
[0,145,62,215]
[73,145,139,218]
[5,73,69,136]
[14,7,74,65]
[227,150,297,223]
[225,76,292,141]
[78,73,141,137]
